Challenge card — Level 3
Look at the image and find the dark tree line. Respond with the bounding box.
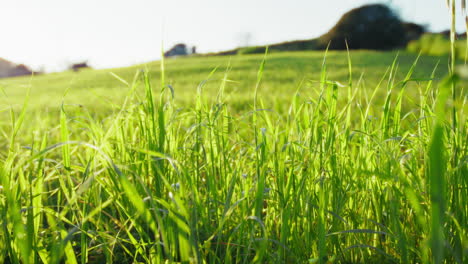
[319,4,426,50]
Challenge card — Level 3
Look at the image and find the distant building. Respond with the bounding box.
[164,43,188,57]
[70,62,90,72]
[0,58,36,78]
[9,64,34,77]
[164,43,197,58]
[0,58,13,78]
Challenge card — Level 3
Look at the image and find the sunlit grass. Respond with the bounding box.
[0,47,467,263]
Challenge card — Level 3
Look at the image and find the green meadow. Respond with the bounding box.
[0,49,467,263]
[0,51,449,111]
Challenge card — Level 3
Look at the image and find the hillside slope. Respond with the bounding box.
[0,50,450,115]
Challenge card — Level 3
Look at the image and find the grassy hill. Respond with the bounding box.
[0,50,449,113]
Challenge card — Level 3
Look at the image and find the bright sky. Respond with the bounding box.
[0,0,464,72]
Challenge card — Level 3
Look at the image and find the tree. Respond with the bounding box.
[319,4,406,50]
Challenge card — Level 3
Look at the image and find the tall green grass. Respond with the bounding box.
[0,2,467,261]
[0,44,466,263]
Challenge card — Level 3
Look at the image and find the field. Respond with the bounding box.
[0,50,467,263]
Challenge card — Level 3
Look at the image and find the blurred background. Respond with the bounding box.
[0,0,465,73]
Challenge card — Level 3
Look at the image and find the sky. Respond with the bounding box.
[0,0,465,72]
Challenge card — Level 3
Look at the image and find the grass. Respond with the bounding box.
[0,51,448,111]
[407,33,468,61]
[0,48,467,263]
